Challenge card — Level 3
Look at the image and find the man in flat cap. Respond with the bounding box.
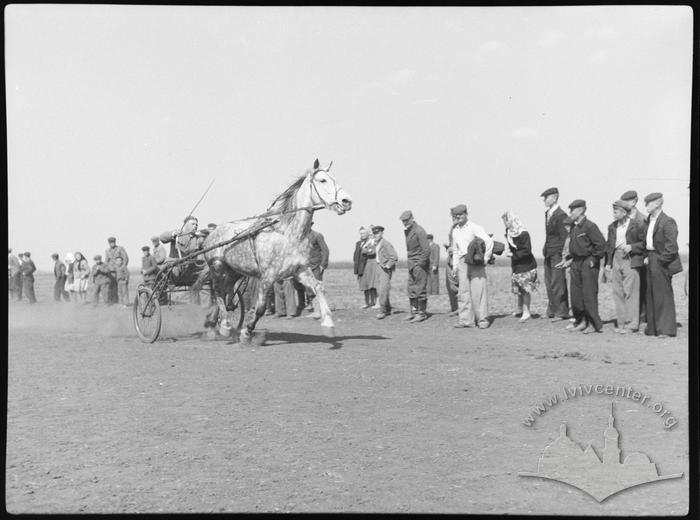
[620,189,648,325]
[620,190,646,225]
[427,234,440,296]
[604,200,646,333]
[105,236,129,304]
[140,246,159,286]
[541,187,570,321]
[20,252,37,304]
[51,253,69,302]
[90,254,114,306]
[566,200,606,333]
[372,226,399,319]
[400,210,430,322]
[642,192,682,338]
[451,204,494,329]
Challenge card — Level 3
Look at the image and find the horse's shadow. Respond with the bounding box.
[170,330,389,349]
[247,331,390,350]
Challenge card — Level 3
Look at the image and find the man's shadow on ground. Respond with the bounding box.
[253,331,390,350]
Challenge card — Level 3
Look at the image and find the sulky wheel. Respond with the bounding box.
[133,285,162,343]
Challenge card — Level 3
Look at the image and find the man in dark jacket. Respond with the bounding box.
[305,222,330,318]
[642,192,682,338]
[400,210,430,322]
[566,200,607,333]
[604,200,646,333]
[541,187,570,321]
[20,252,37,304]
[140,246,159,285]
[620,189,648,325]
[52,253,69,302]
[90,254,114,306]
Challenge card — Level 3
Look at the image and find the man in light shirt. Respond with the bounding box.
[450,204,494,329]
[642,192,682,338]
[604,200,646,333]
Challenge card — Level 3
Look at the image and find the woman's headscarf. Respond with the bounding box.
[502,211,527,247]
[65,252,75,264]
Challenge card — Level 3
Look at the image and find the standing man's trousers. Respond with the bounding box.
[544,254,570,318]
[644,253,677,337]
[377,267,393,314]
[570,257,602,331]
[610,250,640,331]
[456,262,488,326]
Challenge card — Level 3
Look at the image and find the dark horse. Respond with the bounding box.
[203,159,352,342]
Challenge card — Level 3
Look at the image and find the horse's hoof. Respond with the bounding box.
[219,320,233,337]
[239,330,252,346]
[322,326,336,338]
[251,329,267,346]
[205,330,217,339]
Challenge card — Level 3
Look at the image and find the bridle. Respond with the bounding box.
[308,163,344,213]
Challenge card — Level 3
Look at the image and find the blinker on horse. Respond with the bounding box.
[203,159,352,343]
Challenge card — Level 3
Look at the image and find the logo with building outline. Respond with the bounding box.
[519,402,683,502]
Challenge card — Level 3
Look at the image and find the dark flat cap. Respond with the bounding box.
[399,210,413,221]
[51,253,59,259]
[620,190,638,201]
[150,236,160,242]
[427,234,434,239]
[207,223,217,229]
[372,225,385,233]
[644,192,663,203]
[568,199,586,209]
[540,187,559,197]
[613,200,631,211]
[451,204,467,216]
[23,252,31,257]
[93,254,102,260]
[107,236,116,242]
[141,246,150,251]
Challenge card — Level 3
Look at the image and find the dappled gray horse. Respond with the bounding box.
[203,159,352,342]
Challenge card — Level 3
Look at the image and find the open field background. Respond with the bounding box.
[6,264,690,514]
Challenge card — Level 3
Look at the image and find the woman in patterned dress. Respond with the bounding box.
[502,211,538,322]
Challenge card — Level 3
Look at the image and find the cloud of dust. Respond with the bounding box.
[8,301,211,339]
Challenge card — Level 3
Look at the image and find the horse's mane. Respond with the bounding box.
[266,172,310,214]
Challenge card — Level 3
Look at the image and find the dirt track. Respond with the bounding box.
[6,267,689,513]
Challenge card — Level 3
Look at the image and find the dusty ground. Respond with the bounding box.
[6,265,690,514]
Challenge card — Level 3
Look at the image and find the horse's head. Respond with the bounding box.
[307,158,353,215]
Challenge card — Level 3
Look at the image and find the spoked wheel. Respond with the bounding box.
[133,285,162,343]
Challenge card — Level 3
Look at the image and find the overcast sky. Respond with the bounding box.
[6,5,693,270]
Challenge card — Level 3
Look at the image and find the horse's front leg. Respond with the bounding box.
[296,268,334,336]
[240,280,271,343]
